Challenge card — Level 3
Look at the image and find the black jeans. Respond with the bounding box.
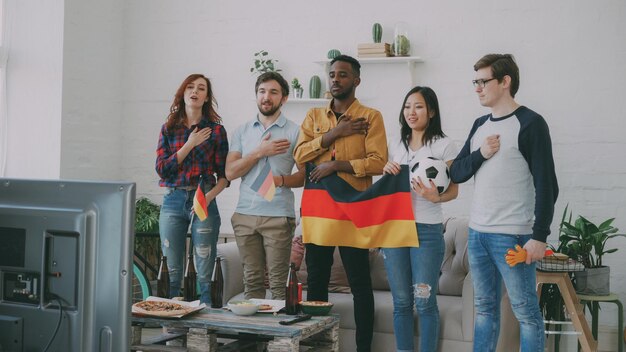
[305,243,374,352]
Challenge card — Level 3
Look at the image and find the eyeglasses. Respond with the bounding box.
[472,78,497,88]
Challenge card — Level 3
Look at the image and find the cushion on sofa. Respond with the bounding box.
[439,217,470,296]
[292,237,351,293]
[292,237,389,293]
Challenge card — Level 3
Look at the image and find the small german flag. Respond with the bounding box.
[193,178,208,221]
[301,164,418,249]
[250,159,276,202]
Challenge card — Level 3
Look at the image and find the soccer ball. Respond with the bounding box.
[410,157,450,194]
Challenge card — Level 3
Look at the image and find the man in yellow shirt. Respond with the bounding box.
[293,55,387,352]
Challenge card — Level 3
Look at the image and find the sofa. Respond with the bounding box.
[216,217,520,351]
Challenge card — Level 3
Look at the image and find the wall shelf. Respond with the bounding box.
[287,98,330,104]
[314,56,424,86]
[314,56,423,65]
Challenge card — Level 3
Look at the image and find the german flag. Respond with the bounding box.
[250,159,276,202]
[301,164,418,249]
[193,178,208,221]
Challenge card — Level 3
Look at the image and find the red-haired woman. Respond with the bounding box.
[155,74,229,304]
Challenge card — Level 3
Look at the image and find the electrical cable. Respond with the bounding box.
[42,296,63,352]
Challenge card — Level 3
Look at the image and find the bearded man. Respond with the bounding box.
[226,72,304,300]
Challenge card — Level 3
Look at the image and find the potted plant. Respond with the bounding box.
[291,78,303,98]
[556,205,624,295]
[135,197,161,279]
[250,50,281,75]
[135,197,160,234]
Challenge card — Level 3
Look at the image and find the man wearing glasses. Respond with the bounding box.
[450,54,559,351]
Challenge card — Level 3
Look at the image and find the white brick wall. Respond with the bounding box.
[5,0,626,331]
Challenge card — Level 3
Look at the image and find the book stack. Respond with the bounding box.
[357,43,392,58]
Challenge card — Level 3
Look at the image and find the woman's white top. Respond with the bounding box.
[388,136,459,224]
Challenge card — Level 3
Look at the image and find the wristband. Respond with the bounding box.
[279,175,285,188]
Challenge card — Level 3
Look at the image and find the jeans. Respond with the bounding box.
[231,213,296,299]
[382,223,445,352]
[468,228,544,352]
[305,244,374,352]
[159,188,221,304]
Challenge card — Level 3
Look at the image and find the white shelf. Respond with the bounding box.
[314,56,424,86]
[287,98,330,104]
[314,56,423,65]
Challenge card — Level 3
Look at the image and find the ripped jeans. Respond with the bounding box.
[382,223,444,352]
[159,188,221,304]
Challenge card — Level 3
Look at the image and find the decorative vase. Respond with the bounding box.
[309,75,321,99]
[294,88,304,99]
[392,22,410,57]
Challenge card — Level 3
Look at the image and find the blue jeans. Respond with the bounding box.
[159,188,221,304]
[468,228,544,352]
[382,223,444,352]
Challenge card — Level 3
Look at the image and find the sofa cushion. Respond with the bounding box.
[329,290,466,342]
[368,249,389,290]
[293,239,391,293]
[296,241,352,293]
[290,235,305,270]
[439,217,470,296]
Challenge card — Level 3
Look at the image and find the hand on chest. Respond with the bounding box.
[471,120,520,153]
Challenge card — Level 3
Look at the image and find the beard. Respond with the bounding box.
[330,85,354,100]
[258,101,281,117]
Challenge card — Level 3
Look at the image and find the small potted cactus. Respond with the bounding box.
[291,78,303,98]
[309,75,322,99]
[372,23,382,43]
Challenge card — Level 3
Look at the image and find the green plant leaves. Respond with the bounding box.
[135,197,161,233]
[557,205,624,268]
[250,50,281,75]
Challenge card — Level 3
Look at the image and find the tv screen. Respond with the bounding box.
[0,178,135,352]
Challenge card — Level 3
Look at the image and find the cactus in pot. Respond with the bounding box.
[372,23,382,43]
[327,49,341,60]
[309,75,322,99]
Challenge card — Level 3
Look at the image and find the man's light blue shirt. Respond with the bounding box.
[230,113,300,217]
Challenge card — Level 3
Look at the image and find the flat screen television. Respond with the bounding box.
[0,178,135,352]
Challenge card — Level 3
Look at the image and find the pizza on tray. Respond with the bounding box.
[132,300,192,317]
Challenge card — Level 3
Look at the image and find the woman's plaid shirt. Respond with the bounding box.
[156,116,228,187]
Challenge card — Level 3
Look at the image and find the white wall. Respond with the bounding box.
[4,0,626,336]
[3,0,64,179]
[118,0,626,329]
[60,0,125,180]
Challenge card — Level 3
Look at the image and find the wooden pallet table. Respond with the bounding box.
[131,308,339,352]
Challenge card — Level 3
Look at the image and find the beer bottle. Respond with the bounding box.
[183,253,197,301]
[285,262,299,315]
[156,256,170,298]
[210,257,224,308]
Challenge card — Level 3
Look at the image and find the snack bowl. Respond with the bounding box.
[299,301,334,316]
[227,300,259,316]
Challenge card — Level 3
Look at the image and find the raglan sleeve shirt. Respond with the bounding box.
[518,113,559,242]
